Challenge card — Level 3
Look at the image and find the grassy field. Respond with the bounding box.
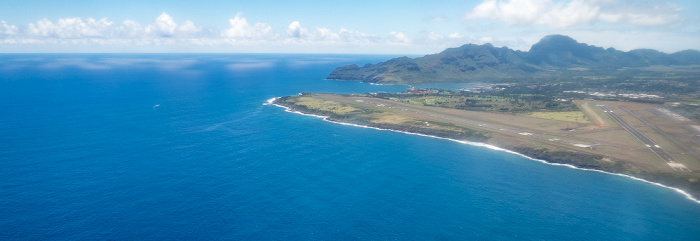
[385,94,579,113]
[525,111,589,123]
[290,96,361,115]
[368,113,412,125]
[278,94,490,142]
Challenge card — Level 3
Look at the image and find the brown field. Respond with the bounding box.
[525,111,589,123]
[296,94,700,176]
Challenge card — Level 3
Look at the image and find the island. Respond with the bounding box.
[274,35,700,200]
[327,34,700,86]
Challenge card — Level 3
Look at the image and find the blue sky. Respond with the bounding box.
[0,0,698,54]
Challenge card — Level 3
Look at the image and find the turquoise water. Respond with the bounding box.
[1,54,699,240]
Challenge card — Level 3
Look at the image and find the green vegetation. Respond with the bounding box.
[327,34,700,121]
[509,146,618,171]
[525,111,589,123]
[371,90,580,114]
[328,35,700,87]
[276,94,490,142]
[292,35,700,199]
[668,99,700,123]
[290,96,361,115]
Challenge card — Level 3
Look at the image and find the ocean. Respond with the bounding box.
[1,54,699,240]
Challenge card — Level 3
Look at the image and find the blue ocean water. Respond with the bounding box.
[1,54,699,240]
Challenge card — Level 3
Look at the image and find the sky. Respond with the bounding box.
[0,0,698,54]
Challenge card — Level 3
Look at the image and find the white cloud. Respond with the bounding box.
[146,13,178,37]
[428,32,443,41]
[18,13,203,41]
[27,17,114,38]
[2,9,694,54]
[478,36,494,44]
[466,0,679,28]
[388,31,411,44]
[337,28,372,43]
[144,13,202,38]
[117,20,144,38]
[0,13,390,52]
[313,27,338,41]
[599,12,678,27]
[0,21,18,35]
[177,20,203,36]
[284,21,374,45]
[287,21,308,38]
[426,16,448,23]
[448,32,462,39]
[221,13,275,39]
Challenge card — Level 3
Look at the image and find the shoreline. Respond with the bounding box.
[265,97,700,205]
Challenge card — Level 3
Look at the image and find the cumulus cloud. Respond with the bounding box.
[313,27,337,41]
[144,13,203,37]
[284,21,374,45]
[599,11,679,26]
[466,0,679,28]
[428,32,444,41]
[0,13,393,52]
[18,12,203,41]
[176,21,203,36]
[388,31,411,44]
[27,17,114,38]
[336,28,372,43]
[0,5,696,54]
[221,13,275,39]
[286,21,308,38]
[146,13,177,37]
[286,21,326,40]
[0,21,18,35]
[448,32,463,39]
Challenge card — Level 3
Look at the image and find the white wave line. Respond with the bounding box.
[265,97,700,205]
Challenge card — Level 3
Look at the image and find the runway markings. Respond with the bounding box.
[598,105,691,172]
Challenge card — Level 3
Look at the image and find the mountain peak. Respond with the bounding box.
[537,34,577,44]
[529,35,583,52]
[527,34,605,66]
[327,35,700,84]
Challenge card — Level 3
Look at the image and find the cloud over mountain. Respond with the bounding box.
[466,0,680,28]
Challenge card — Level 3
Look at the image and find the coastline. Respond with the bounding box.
[265,97,700,205]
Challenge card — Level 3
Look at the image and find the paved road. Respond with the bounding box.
[620,106,695,155]
[598,105,691,172]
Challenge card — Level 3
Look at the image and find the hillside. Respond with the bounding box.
[327,35,700,85]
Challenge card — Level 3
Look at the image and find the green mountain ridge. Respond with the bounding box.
[327,35,700,84]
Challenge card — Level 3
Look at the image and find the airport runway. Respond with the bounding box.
[598,105,691,172]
